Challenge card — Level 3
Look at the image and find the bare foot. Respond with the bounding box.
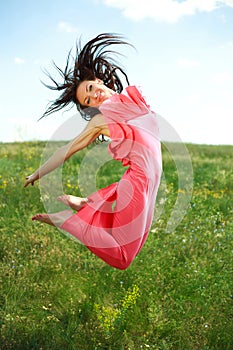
[32,210,73,227]
[57,194,89,211]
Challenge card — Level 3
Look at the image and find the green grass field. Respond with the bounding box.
[0,141,232,350]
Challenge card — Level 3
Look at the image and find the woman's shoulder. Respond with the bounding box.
[121,85,142,97]
[99,84,151,120]
[117,85,151,110]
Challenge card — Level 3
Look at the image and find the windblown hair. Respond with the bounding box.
[40,33,133,120]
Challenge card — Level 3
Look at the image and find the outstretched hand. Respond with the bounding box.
[24,174,37,188]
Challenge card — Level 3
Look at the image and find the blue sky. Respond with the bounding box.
[1,0,233,144]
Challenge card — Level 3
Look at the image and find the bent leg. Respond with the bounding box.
[87,232,149,270]
[61,170,151,269]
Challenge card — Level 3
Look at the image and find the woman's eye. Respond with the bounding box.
[87,97,90,105]
[89,85,92,91]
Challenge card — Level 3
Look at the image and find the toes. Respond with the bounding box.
[57,195,69,203]
[32,214,40,220]
[32,213,46,221]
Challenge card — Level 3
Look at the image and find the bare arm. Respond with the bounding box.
[24,114,109,187]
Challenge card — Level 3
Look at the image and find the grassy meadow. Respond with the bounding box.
[0,141,232,350]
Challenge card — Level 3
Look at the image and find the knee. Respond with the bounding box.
[114,257,133,270]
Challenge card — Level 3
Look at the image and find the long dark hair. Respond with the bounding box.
[40,33,133,120]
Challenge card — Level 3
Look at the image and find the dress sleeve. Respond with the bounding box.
[99,86,151,123]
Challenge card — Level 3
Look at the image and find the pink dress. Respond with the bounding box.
[61,86,162,269]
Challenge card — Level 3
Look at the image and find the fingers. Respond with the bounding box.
[24,177,34,187]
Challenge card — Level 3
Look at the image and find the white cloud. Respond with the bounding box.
[219,40,233,49]
[185,93,201,104]
[223,0,233,5]
[212,72,232,83]
[102,0,233,23]
[14,57,25,64]
[177,58,200,67]
[58,21,78,33]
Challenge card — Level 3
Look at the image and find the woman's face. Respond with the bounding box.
[76,78,115,108]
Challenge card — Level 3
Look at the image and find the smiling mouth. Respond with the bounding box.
[95,90,105,104]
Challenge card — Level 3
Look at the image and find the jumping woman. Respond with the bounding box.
[24,33,162,270]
